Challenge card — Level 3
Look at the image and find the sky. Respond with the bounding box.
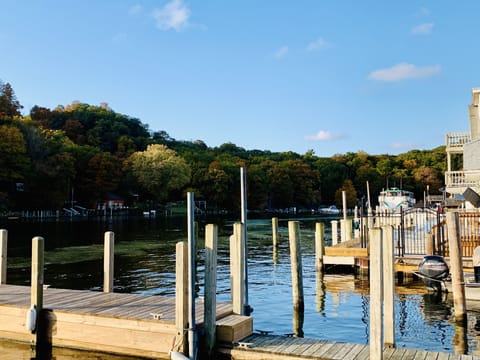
[0,1,478,157]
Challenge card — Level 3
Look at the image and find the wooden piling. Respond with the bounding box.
[175,241,188,354]
[288,221,304,312]
[382,225,395,348]
[446,212,467,323]
[425,233,434,256]
[315,223,325,273]
[204,224,218,357]
[231,223,245,315]
[103,231,114,293]
[31,236,44,347]
[272,217,279,249]
[331,221,338,246]
[0,229,7,285]
[187,192,197,360]
[369,228,383,360]
[342,190,347,220]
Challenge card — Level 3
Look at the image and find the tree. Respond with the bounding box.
[0,81,23,118]
[126,144,191,202]
[335,179,357,208]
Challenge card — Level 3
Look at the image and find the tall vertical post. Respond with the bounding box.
[288,221,304,337]
[331,220,338,245]
[175,242,188,354]
[289,221,304,310]
[31,236,44,345]
[204,224,218,358]
[240,167,249,315]
[315,223,325,273]
[369,228,383,360]
[382,225,395,348]
[446,212,467,323]
[231,223,245,315]
[103,231,114,293]
[0,229,7,284]
[187,192,197,360]
[342,190,347,220]
[272,217,279,249]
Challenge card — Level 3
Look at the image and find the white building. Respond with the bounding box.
[445,88,480,208]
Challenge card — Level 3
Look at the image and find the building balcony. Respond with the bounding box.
[445,170,480,194]
[446,132,471,153]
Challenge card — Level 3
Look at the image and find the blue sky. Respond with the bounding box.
[0,1,477,156]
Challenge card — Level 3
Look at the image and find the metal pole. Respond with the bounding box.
[240,167,250,315]
[187,192,197,360]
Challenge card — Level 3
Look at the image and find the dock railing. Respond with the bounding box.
[446,132,471,151]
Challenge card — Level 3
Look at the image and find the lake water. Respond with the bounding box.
[1,214,480,358]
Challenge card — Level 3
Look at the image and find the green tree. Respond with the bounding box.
[0,81,23,118]
[126,144,191,202]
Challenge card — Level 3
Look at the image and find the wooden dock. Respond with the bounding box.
[218,333,480,360]
[0,284,244,358]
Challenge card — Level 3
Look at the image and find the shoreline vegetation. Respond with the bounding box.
[0,79,448,217]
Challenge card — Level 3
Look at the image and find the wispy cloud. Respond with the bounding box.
[307,36,329,52]
[390,142,416,151]
[274,46,289,59]
[129,4,143,16]
[152,0,191,31]
[411,22,434,35]
[305,130,346,142]
[368,63,441,82]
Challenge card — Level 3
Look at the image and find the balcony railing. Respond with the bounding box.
[446,132,471,151]
[445,170,480,189]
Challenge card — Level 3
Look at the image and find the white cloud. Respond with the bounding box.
[274,46,289,59]
[411,22,434,35]
[368,63,441,82]
[305,130,346,142]
[307,37,329,52]
[390,142,416,150]
[152,0,191,31]
[129,4,143,16]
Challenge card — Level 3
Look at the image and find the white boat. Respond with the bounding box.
[318,205,341,215]
[378,187,415,212]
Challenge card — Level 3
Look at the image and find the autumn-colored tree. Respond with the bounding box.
[126,144,191,202]
[334,179,358,208]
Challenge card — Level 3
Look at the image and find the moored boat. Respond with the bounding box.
[378,187,415,213]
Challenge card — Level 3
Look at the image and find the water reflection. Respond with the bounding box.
[2,215,480,356]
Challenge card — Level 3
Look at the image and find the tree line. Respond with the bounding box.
[0,79,449,214]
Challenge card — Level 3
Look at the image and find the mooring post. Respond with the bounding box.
[272,217,279,263]
[315,223,325,274]
[31,236,45,346]
[331,220,338,245]
[175,241,188,354]
[382,225,395,348]
[0,229,7,284]
[315,222,325,313]
[231,223,245,315]
[288,221,304,311]
[369,228,383,360]
[288,221,304,337]
[425,233,434,256]
[103,231,114,293]
[342,190,347,220]
[272,217,279,249]
[187,192,197,360]
[240,167,250,315]
[340,219,346,243]
[446,212,467,323]
[204,224,218,357]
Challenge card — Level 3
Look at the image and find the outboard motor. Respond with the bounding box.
[417,255,450,292]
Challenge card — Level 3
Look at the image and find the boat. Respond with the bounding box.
[378,187,415,213]
[318,205,340,215]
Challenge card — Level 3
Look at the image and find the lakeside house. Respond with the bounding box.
[445,88,480,209]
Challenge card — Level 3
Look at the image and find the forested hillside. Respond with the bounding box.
[0,80,449,213]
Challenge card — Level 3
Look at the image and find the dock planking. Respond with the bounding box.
[219,334,480,360]
[0,284,234,358]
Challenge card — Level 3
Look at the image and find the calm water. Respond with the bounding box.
[2,214,480,358]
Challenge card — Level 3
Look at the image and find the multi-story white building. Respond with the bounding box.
[445,88,480,208]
